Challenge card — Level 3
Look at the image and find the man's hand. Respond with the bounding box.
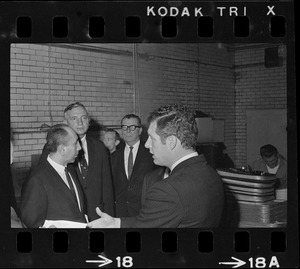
[87,207,121,228]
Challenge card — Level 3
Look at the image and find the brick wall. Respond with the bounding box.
[10,43,235,192]
[234,44,287,166]
[10,42,286,194]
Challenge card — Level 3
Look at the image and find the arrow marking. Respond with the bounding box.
[86,255,113,267]
[219,256,246,268]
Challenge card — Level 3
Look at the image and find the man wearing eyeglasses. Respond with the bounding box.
[87,104,225,228]
[111,114,157,217]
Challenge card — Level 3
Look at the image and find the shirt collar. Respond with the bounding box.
[170,152,198,172]
[80,135,88,153]
[126,140,140,150]
[81,134,87,143]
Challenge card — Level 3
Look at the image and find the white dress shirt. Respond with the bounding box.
[47,155,82,212]
[124,140,140,178]
[80,135,89,165]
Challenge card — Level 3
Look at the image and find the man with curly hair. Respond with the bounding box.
[88,104,225,228]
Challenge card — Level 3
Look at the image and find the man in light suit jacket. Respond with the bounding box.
[111,114,157,217]
[39,102,115,221]
[21,124,87,228]
[88,104,225,228]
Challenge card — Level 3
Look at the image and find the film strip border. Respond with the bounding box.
[8,229,289,267]
[0,1,294,42]
[0,1,297,268]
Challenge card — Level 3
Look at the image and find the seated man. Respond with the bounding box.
[88,104,225,228]
[252,144,287,189]
[21,124,87,228]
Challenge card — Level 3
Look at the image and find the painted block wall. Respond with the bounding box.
[233,44,287,166]
[10,42,287,195]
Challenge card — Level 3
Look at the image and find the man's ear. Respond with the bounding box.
[138,127,143,136]
[63,118,68,124]
[58,144,65,156]
[115,140,120,146]
[63,112,69,124]
[166,135,177,150]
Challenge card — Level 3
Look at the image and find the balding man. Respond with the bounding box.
[21,124,87,228]
[39,102,115,221]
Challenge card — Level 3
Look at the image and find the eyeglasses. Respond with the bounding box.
[121,125,141,131]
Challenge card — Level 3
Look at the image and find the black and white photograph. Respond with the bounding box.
[0,0,297,268]
[9,42,289,229]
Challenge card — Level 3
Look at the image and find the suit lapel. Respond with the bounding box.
[85,136,94,176]
[45,161,81,211]
[73,136,92,186]
[121,148,128,180]
[68,165,85,213]
[116,144,127,179]
[130,143,143,180]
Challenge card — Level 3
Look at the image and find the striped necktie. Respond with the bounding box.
[80,153,88,180]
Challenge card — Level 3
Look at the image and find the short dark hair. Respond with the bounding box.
[121,114,141,126]
[104,128,121,141]
[46,124,71,153]
[64,102,88,115]
[148,104,198,150]
[260,144,278,158]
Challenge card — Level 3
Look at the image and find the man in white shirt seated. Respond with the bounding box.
[252,144,287,189]
[21,124,87,228]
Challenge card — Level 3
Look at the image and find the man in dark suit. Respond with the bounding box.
[111,114,156,217]
[88,104,225,228]
[21,124,87,228]
[10,138,24,228]
[39,102,115,221]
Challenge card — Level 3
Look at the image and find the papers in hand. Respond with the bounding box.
[42,220,87,228]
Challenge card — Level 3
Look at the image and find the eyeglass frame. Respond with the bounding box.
[121,125,141,132]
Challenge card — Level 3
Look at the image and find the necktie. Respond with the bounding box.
[65,168,82,212]
[127,146,133,179]
[65,168,76,197]
[80,153,88,180]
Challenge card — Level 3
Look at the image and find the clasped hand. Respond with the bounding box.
[87,207,120,228]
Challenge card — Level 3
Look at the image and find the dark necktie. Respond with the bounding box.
[80,153,88,180]
[65,168,82,212]
[127,146,133,179]
[65,168,76,197]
